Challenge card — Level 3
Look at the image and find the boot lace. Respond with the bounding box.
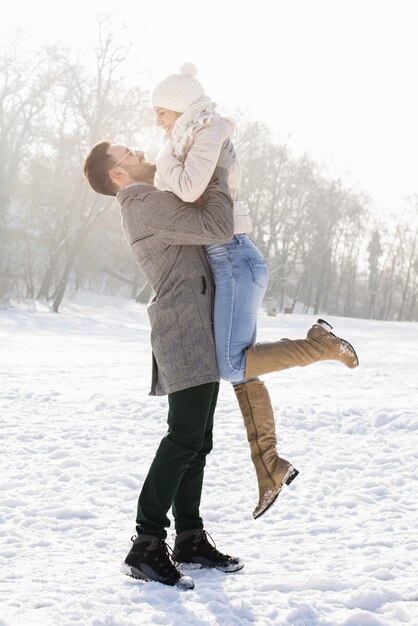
[154,540,180,579]
[195,530,232,561]
[132,535,180,580]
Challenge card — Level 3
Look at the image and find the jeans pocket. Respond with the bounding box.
[247,257,269,289]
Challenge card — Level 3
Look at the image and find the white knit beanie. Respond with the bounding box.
[151,63,205,113]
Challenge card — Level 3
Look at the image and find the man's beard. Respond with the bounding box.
[125,162,156,184]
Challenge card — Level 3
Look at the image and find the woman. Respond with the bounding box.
[151,64,358,518]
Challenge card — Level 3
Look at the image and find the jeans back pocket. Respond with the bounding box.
[247,257,269,289]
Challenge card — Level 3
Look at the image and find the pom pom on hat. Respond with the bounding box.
[179,62,197,77]
[151,63,205,113]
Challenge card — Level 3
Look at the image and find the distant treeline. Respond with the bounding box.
[1,22,417,320]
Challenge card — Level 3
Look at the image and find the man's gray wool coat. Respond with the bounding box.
[117,167,234,396]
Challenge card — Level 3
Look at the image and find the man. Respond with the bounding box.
[84,139,243,590]
[84,140,359,590]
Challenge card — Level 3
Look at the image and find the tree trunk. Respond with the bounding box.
[52,209,104,312]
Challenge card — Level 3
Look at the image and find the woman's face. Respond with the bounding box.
[154,107,181,137]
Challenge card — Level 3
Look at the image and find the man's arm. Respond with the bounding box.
[140,165,234,246]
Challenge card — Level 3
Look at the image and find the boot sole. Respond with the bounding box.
[331,336,359,368]
[253,466,299,519]
[343,339,359,368]
[314,319,359,368]
[121,562,195,590]
[177,558,245,573]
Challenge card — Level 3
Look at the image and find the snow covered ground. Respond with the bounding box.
[1,294,417,626]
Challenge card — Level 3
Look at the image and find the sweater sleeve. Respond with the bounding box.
[156,122,230,203]
[139,167,234,246]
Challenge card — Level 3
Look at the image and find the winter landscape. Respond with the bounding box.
[1,295,417,626]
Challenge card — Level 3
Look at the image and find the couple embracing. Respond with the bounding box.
[84,64,359,590]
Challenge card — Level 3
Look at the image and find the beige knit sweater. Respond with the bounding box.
[156,115,252,235]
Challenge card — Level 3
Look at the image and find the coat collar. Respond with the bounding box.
[116,182,156,204]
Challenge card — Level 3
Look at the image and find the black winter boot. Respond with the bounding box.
[121,534,194,590]
[173,529,244,573]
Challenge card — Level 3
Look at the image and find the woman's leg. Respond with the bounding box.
[205,238,358,377]
[205,237,357,519]
[233,380,298,518]
[205,235,268,382]
[205,237,297,518]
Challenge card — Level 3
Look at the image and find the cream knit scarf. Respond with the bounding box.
[171,96,217,161]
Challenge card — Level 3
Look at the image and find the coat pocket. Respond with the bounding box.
[147,280,216,386]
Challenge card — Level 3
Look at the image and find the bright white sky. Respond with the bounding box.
[3,0,418,215]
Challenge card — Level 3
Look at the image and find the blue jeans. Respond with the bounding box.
[204,235,268,383]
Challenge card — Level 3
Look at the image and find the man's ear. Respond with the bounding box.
[109,167,125,184]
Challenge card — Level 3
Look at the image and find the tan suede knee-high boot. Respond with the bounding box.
[245,319,359,379]
[234,380,298,519]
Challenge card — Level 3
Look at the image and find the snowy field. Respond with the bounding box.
[1,294,417,626]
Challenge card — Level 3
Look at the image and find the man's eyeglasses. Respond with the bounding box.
[112,148,137,168]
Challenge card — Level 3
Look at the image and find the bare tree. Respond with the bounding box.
[22,19,152,310]
[397,197,418,320]
[1,25,417,321]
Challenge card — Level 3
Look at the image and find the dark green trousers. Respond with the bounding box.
[136,382,219,538]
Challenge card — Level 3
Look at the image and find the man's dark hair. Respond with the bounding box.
[84,140,118,196]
